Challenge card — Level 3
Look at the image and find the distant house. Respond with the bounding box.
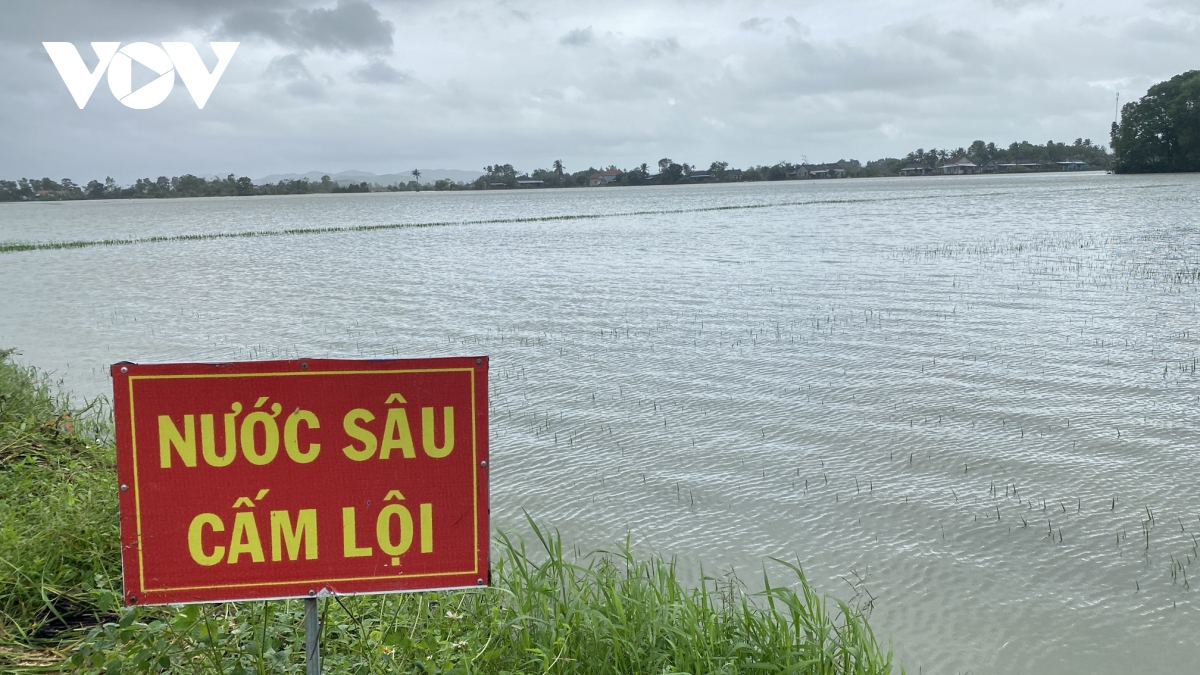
[803,164,846,179]
[993,159,1041,172]
[515,176,545,188]
[485,181,510,189]
[1055,158,1089,171]
[687,171,717,182]
[940,157,980,175]
[899,164,933,176]
[725,169,743,180]
[588,169,620,186]
[982,161,1000,173]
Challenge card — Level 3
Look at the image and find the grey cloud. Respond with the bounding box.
[221,8,295,44]
[739,17,771,32]
[352,60,412,84]
[286,78,327,101]
[642,37,680,58]
[1124,16,1200,43]
[888,20,998,76]
[265,53,327,99]
[783,16,810,35]
[1150,0,1200,12]
[560,26,594,46]
[295,0,393,52]
[990,0,1044,8]
[266,53,311,79]
[220,0,393,54]
[892,21,990,66]
[632,67,674,89]
[0,0,273,42]
[712,18,1021,117]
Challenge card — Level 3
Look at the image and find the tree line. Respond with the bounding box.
[888,138,1111,173]
[1,137,1121,203]
[402,139,1113,192]
[0,173,408,202]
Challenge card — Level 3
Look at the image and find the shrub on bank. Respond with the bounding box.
[0,350,895,674]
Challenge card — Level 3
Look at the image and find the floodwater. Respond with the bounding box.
[3,173,1200,674]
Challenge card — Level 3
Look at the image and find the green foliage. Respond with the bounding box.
[0,352,895,674]
[332,182,372,194]
[0,129,1117,202]
[476,164,519,189]
[653,159,684,184]
[0,349,118,664]
[0,173,446,202]
[1111,70,1200,173]
[896,139,1109,174]
[63,525,894,674]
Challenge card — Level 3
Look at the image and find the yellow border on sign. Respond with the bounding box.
[128,377,143,591]
[126,367,481,593]
[145,568,477,593]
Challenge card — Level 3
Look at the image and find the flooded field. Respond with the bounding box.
[2,172,1199,674]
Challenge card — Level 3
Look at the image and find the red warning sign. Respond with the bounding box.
[111,357,489,605]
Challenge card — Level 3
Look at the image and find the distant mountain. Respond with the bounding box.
[256,169,483,187]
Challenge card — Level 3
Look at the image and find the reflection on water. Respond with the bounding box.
[2,173,1200,674]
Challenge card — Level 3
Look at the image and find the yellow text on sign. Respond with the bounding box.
[186,503,435,567]
[157,398,455,469]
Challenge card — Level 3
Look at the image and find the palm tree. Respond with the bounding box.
[411,168,421,182]
[552,159,564,176]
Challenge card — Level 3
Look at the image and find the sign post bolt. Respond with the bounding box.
[305,594,320,675]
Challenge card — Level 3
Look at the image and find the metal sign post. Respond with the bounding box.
[305,596,320,675]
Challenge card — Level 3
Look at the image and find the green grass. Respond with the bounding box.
[0,349,118,671]
[0,349,896,674]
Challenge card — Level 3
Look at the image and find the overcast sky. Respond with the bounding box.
[2,0,1197,182]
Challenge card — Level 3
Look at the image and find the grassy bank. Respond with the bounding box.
[0,350,896,674]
